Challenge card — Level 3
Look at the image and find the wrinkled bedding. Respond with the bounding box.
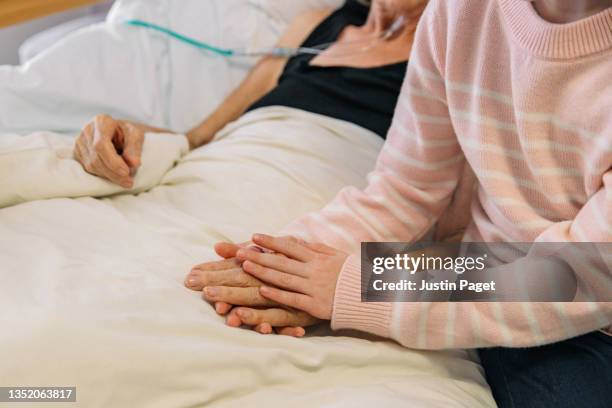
[0,107,495,407]
[0,131,188,208]
[0,0,494,405]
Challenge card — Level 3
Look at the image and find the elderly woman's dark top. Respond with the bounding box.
[248,0,408,139]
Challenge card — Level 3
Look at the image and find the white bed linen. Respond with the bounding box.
[0,107,495,407]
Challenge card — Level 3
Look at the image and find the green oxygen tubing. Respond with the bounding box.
[123,16,406,58]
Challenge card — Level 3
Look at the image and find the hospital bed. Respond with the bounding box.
[0,1,496,407]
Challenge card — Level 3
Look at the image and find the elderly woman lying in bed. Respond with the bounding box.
[74,0,436,335]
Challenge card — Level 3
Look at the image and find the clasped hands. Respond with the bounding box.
[185,234,348,337]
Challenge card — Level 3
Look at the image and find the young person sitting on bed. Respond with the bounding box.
[191,0,612,406]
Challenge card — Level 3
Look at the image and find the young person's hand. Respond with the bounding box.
[237,234,348,320]
[74,114,144,188]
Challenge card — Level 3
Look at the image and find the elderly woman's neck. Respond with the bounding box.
[532,0,611,23]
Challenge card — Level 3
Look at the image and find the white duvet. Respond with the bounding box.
[0,107,494,408]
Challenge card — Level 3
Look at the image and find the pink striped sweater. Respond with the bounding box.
[282,0,612,349]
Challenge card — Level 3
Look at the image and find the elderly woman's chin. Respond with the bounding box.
[375,0,429,11]
[367,0,429,20]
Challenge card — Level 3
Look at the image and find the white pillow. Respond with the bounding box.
[156,0,283,131]
[161,0,345,131]
[0,0,346,135]
[249,0,345,23]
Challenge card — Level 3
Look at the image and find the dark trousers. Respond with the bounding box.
[478,331,612,408]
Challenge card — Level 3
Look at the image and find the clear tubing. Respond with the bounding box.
[124,15,406,58]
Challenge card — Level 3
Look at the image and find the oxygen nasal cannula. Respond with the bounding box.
[124,16,406,58]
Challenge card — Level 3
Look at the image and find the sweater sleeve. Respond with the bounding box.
[331,174,611,349]
[372,172,610,350]
[536,171,611,243]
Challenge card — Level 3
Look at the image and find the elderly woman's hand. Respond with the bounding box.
[186,242,320,336]
[74,114,144,188]
[237,234,348,321]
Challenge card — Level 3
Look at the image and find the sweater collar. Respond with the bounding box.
[498,0,612,59]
